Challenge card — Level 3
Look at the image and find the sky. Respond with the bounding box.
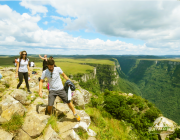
[0,0,180,55]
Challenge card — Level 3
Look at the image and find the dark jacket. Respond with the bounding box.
[64,80,76,93]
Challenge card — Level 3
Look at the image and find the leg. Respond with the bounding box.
[67,102,76,115]
[17,72,23,89]
[24,72,30,90]
[48,90,56,115]
[47,106,53,115]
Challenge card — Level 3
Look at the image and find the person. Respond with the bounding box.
[39,59,81,121]
[14,58,18,67]
[49,56,57,67]
[30,61,35,67]
[15,51,31,93]
[39,54,48,71]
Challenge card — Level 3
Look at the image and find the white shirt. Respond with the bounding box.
[30,62,34,67]
[41,67,64,91]
[17,58,29,73]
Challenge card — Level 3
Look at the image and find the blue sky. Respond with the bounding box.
[0,0,180,55]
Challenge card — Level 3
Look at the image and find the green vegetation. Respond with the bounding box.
[88,89,161,139]
[1,114,24,133]
[45,115,59,133]
[75,128,89,140]
[115,56,180,124]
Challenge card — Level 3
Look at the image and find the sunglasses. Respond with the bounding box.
[22,54,27,55]
[51,72,53,78]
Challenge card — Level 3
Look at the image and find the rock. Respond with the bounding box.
[72,90,85,108]
[31,86,39,93]
[0,116,7,124]
[14,129,32,140]
[87,137,96,140]
[80,89,90,104]
[22,113,50,138]
[57,112,79,134]
[128,93,133,97]
[44,125,61,140]
[73,121,88,132]
[0,95,26,121]
[11,89,31,105]
[0,129,13,140]
[56,103,70,114]
[60,129,81,140]
[29,82,36,88]
[33,97,48,105]
[76,110,91,127]
[87,129,97,137]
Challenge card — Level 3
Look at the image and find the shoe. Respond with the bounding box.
[74,114,81,121]
[28,90,32,94]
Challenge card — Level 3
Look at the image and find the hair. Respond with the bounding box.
[19,51,27,62]
[49,56,53,59]
[47,59,54,65]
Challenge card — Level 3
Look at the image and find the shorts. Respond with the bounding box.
[48,89,70,106]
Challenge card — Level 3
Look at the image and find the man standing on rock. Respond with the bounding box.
[39,59,81,121]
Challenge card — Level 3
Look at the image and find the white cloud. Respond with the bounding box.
[1,2,180,55]
[20,0,48,15]
[43,21,48,25]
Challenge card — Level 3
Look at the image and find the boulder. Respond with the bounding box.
[73,121,88,132]
[0,129,13,140]
[14,129,32,140]
[29,82,36,88]
[0,116,7,124]
[76,110,91,127]
[87,129,97,137]
[0,95,26,121]
[11,89,31,105]
[56,103,70,114]
[33,97,48,105]
[87,137,96,140]
[60,129,81,140]
[44,125,61,140]
[72,90,85,108]
[80,89,90,104]
[22,113,50,138]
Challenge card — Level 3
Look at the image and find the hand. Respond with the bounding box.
[28,72,30,76]
[39,91,43,97]
[15,73,18,78]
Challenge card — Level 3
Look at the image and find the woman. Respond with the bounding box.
[16,51,31,93]
[39,54,48,71]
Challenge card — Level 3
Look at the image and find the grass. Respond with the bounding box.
[75,128,89,140]
[85,107,137,140]
[44,115,59,133]
[1,114,24,133]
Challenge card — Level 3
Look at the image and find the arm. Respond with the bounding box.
[27,62,30,75]
[39,79,44,97]
[61,73,69,81]
[15,62,19,77]
[39,54,47,61]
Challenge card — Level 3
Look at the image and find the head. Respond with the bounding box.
[44,55,47,58]
[20,51,27,60]
[49,56,53,60]
[47,59,55,72]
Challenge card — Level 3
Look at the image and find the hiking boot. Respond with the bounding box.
[74,114,81,121]
[28,90,32,94]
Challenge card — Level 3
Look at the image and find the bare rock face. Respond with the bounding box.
[60,129,81,140]
[72,90,85,108]
[80,89,90,104]
[0,129,13,140]
[14,129,32,140]
[11,89,31,105]
[76,110,91,127]
[44,125,61,140]
[22,113,50,138]
[33,97,48,106]
[0,95,26,121]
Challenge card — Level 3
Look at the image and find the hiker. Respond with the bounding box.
[49,56,57,67]
[14,58,18,67]
[39,54,48,71]
[39,59,81,121]
[15,51,32,93]
[30,61,35,67]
